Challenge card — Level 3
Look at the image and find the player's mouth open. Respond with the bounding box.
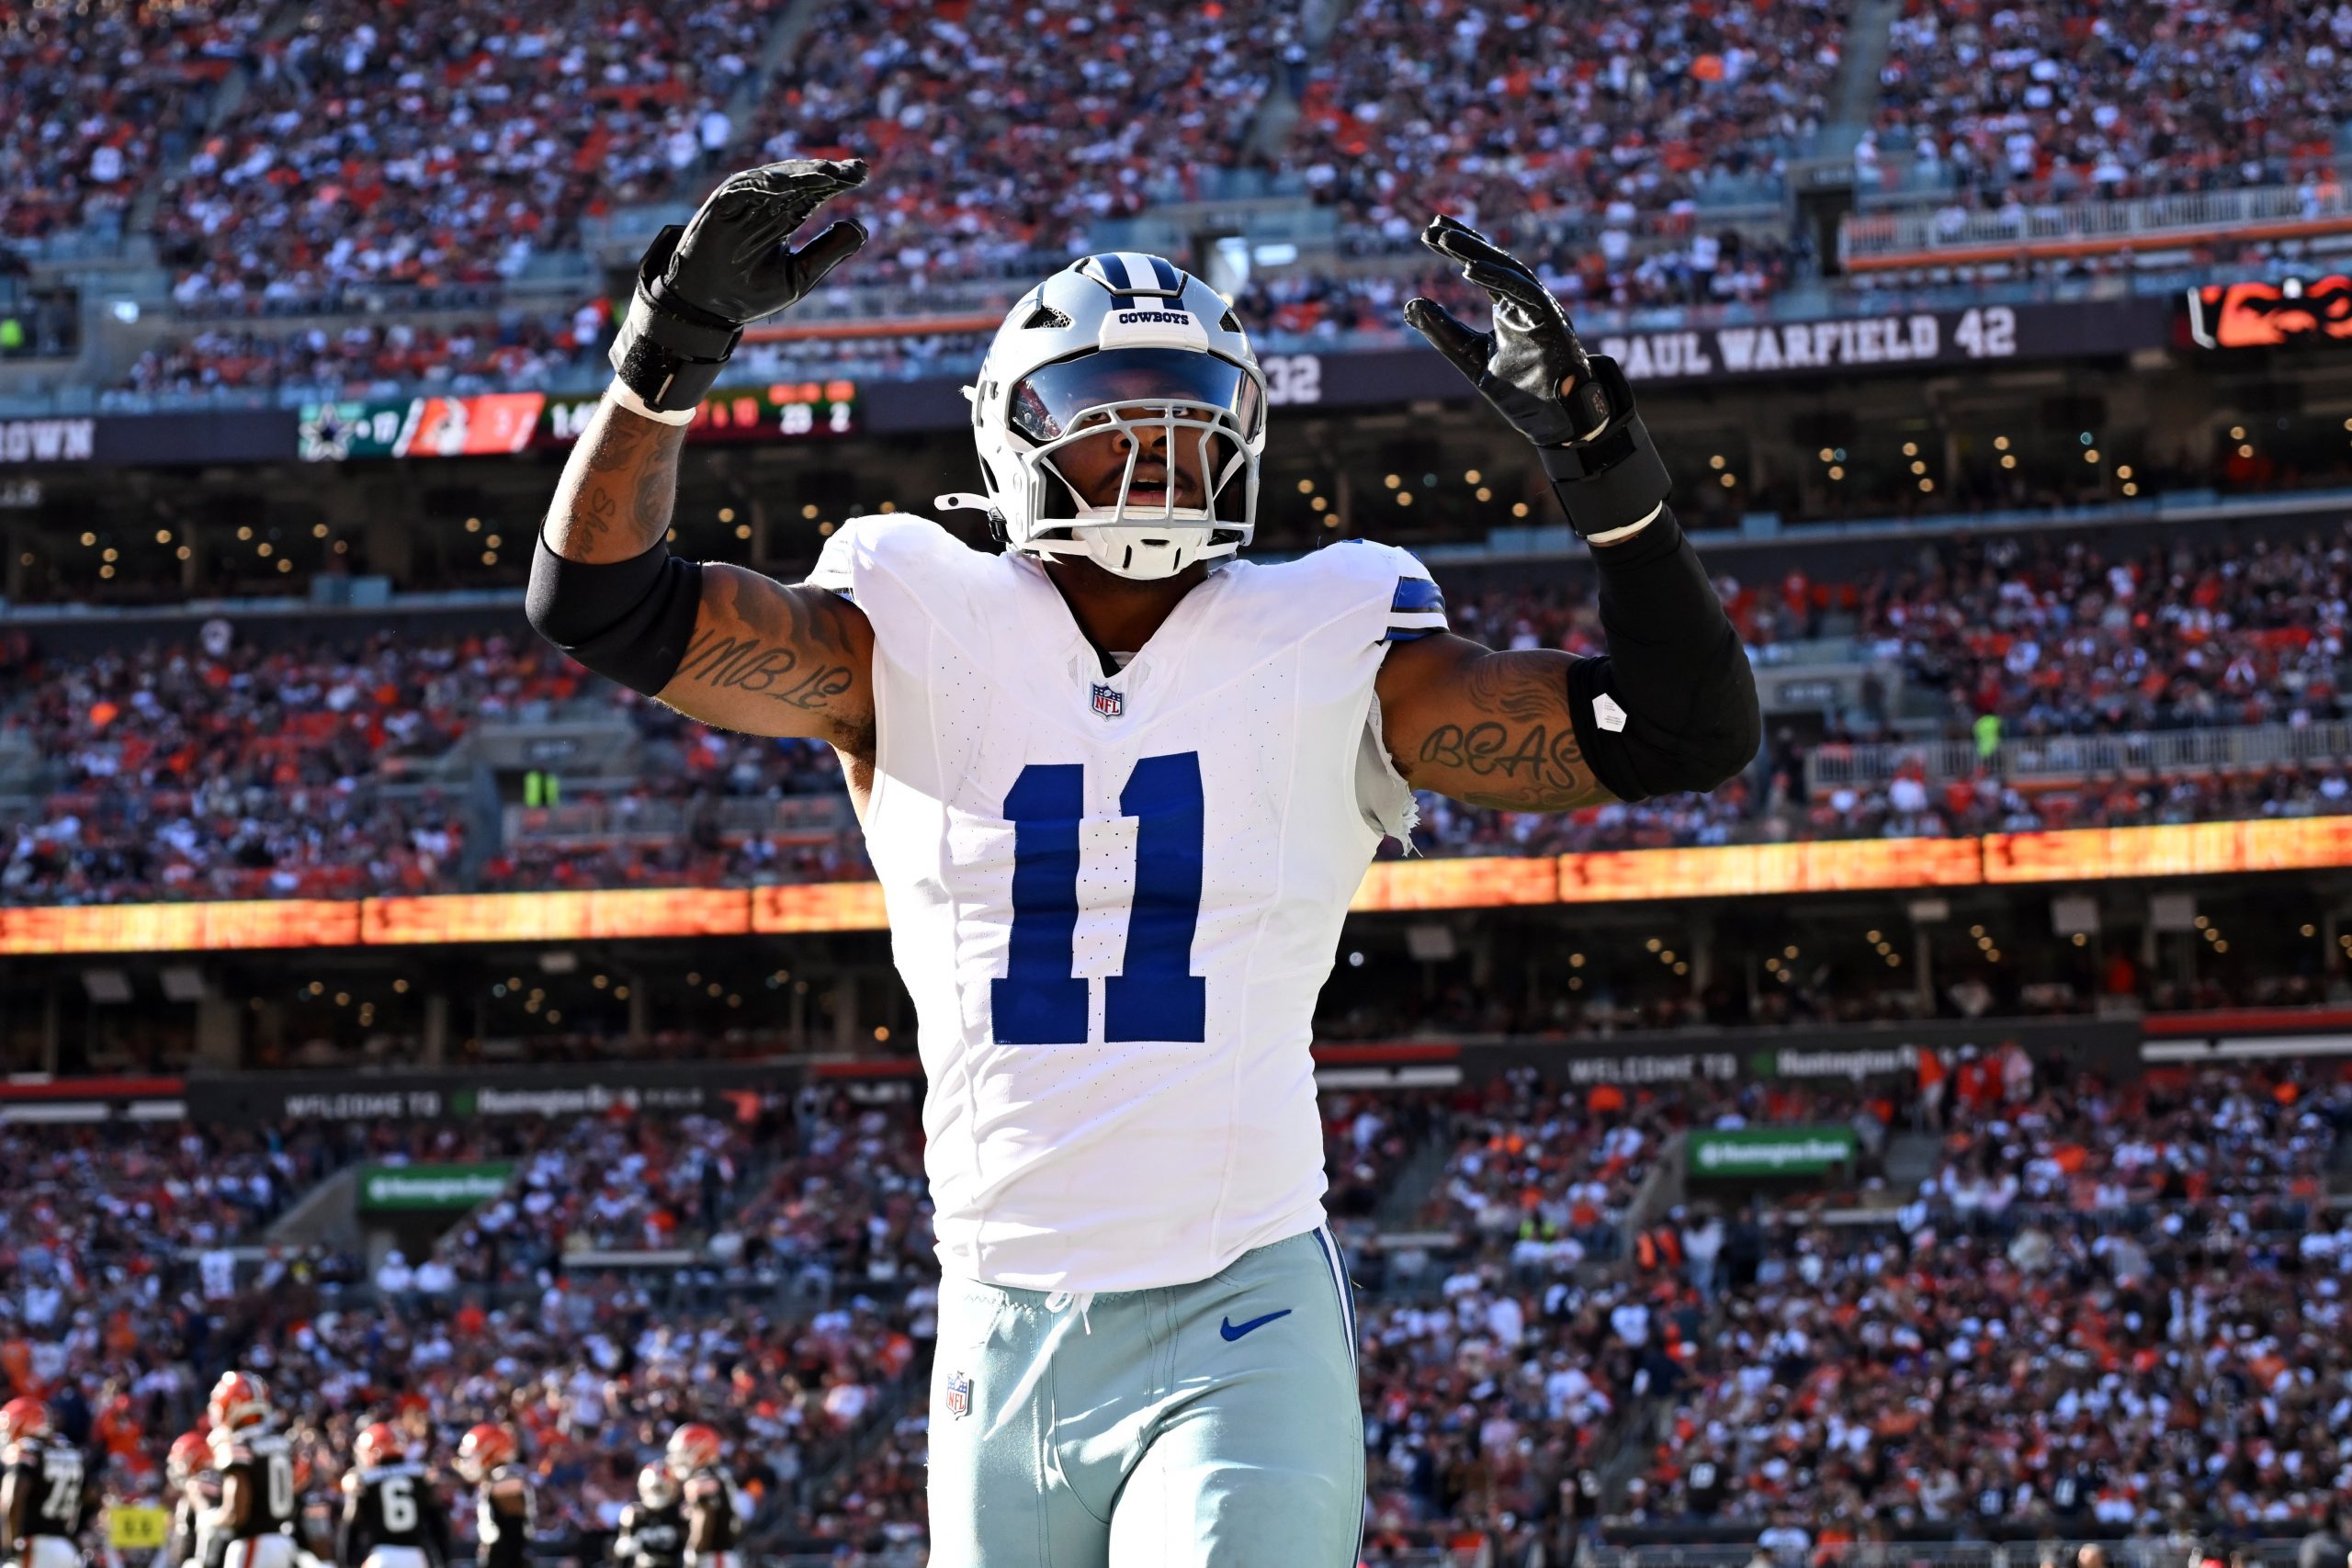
[1123,464,1199,507]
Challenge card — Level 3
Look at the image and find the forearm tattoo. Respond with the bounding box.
[1412,652,1598,810]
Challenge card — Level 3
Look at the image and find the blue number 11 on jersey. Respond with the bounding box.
[993,750,1208,1044]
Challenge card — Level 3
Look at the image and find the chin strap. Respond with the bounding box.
[935,492,1012,549]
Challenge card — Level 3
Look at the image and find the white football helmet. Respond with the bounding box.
[944,252,1267,581]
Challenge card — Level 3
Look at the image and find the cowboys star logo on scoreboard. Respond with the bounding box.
[944,1371,973,1418]
[1091,683,1125,719]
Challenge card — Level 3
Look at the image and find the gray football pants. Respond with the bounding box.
[925,1225,1364,1566]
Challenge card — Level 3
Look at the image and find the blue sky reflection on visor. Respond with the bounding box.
[1008,349,1263,446]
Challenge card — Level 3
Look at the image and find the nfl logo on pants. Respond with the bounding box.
[944,1371,973,1418]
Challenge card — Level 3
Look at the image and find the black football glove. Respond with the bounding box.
[1403,215,1611,444]
[611,158,869,413]
[1403,214,1669,537]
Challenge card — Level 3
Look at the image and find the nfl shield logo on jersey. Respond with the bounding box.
[1091,683,1125,719]
[944,1371,973,1418]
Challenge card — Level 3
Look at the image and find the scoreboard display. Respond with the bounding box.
[299,379,860,461]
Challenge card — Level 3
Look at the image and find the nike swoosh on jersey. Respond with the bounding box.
[1219,1308,1294,1341]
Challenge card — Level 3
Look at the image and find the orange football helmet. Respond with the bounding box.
[456,1423,516,1482]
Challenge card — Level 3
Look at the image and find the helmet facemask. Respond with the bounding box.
[992,346,1264,581]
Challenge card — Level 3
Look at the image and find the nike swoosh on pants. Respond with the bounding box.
[1219,1309,1293,1341]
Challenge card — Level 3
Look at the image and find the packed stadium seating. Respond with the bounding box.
[1628,1062,2352,1536]
[428,1111,753,1281]
[6,1102,927,1550]
[3,1117,348,1276]
[8,517,2351,903]
[1866,0,2352,199]
[741,0,1294,287]
[12,1,2352,1562]
[0,0,275,243]
[1279,0,1844,234]
[117,305,607,400]
[153,0,777,310]
[11,0,2340,395]
[7,1045,2348,1561]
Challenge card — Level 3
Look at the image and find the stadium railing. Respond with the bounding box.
[1840,181,2352,270]
[1804,721,2352,796]
[503,792,854,850]
[1586,1542,2312,1568]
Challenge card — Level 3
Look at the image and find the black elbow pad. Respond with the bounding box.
[1567,651,1760,803]
[1565,510,1762,802]
[526,533,705,696]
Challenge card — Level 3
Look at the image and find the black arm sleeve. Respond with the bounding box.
[525,533,705,698]
[336,1493,364,1568]
[1563,505,1760,802]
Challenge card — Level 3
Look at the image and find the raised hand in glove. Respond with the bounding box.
[1402,213,1670,537]
[612,157,869,415]
[1402,214,1611,444]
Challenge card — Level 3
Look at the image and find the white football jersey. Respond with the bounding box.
[808,513,1445,1292]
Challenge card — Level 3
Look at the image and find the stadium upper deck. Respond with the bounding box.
[0,0,2345,409]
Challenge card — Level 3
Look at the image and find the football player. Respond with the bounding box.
[662,1427,741,1568]
[610,1465,684,1568]
[0,1399,83,1568]
[529,160,1757,1565]
[452,1427,530,1568]
[165,1429,224,1568]
[336,1424,448,1568]
[205,1373,300,1568]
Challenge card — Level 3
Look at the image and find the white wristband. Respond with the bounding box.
[1587,503,1663,546]
[605,378,697,427]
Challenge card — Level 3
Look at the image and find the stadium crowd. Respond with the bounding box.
[0,1098,933,1552]
[1282,0,1842,239]
[1410,521,2352,857]
[6,1044,2352,1558]
[153,0,776,311]
[1865,0,2352,200]
[0,0,272,243]
[116,304,607,402]
[1628,1060,2352,1540]
[18,0,2345,394]
[7,518,2352,903]
[426,1111,753,1285]
[742,0,1293,288]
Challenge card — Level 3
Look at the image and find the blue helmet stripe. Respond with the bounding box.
[1390,577,1446,615]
